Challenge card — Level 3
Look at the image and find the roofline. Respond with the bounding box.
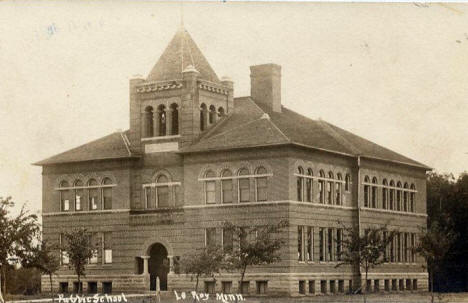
[359,155,432,171]
[33,155,141,166]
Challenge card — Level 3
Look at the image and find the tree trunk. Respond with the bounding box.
[364,266,368,303]
[0,266,4,303]
[431,269,434,303]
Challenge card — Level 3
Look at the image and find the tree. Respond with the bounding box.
[62,228,97,294]
[336,223,396,303]
[415,220,453,303]
[181,246,225,292]
[0,196,39,300]
[222,220,288,293]
[23,239,60,298]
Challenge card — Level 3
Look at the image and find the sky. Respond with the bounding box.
[1,1,468,215]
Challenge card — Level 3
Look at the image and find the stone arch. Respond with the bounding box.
[140,237,174,257]
[152,169,173,183]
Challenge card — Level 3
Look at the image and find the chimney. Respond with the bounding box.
[250,63,282,113]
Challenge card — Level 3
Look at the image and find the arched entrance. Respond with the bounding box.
[148,243,169,291]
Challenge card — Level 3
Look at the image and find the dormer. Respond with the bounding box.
[127,28,234,153]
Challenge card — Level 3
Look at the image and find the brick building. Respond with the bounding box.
[36,27,429,296]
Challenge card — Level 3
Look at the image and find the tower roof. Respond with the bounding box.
[146,28,220,83]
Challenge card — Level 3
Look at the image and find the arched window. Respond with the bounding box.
[156,175,169,208]
[345,174,351,192]
[205,170,216,204]
[382,179,388,210]
[336,173,342,205]
[74,180,83,211]
[297,167,304,202]
[218,107,225,117]
[255,167,268,202]
[371,177,378,208]
[238,168,250,202]
[363,176,370,207]
[170,103,179,135]
[318,170,325,203]
[396,181,402,211]
[209,105,216,124]
[221,169,233,203]
[389,180,395,210]
[88,179,99,210]
[144,106,154,138]
[410,184,416,212]
[157,105,166,136]
[200,103,207,131]
[403,183,409,212]
[60,181,70,211]
[306,168,313,202]
[327,172,334,204]
[102,178,113,210]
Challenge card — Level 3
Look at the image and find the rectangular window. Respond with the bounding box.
[102,282,112,294]
[205,181,216,204]
[371,187,377,208]
[204,281,215,294]
[364,185,369,207]
[239,178,250,202]
[383,231,388,262]
[256,177,267,202]
[298,280,305,294]
[75,189,83,211]
[318,181,324,203]
[327,228,333,261]
[239,228,247,251]
[157,186,169,208]
[298,226,304,261]
[240,281,249,294]
[89,188,99,210]
[60,234,69,265]
[103,232,112,264]
[297,177,303,201]
[205,228,216,248]
[306,179,312,202]
[319,228,324,261]
[103,188,112,210]
[382,188,387,209]
[336,229,343,261]
[221,281,232,294]
[222,228,233,253]
[222,180,233,203]
[308,280,315,294]
[410,192,415,212]
[397,191,401,211]
[396,233,401,262]
[327,181,333,204]
[335,183,341,205]
[411,233,416,262]
[306,227,313,261]
[403,233,408,263]
[59,282,69,293]
[88,234,98,264]
[390,235,395,263]
[256,281,268,294]
[145,187,152,208]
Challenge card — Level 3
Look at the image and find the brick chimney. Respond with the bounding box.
[250,63,282,113]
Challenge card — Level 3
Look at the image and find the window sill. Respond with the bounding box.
[141,135,181,141]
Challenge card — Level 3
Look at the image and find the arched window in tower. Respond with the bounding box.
[170,103,179,135]
[382,179,388,210]
[218,107,225,117]
[336,173,342,205]
[396,181,402,211]
[157,105,166,136]
[364,176,370,207]
[238,168,250,202]
[209,105,216,124]
[297,166,304,202]
[403,183,409,212]
[156,175,169,208]
[410,184,416,212]
[144,106,154,138]
[60,181,70,211]
[204,170,216,204]
[327,172,334,204]
[102,178,113,210]
[255,167,268,202]
[221,169,233,203]
[389,180,395,210]
[372,177,378,208]
[306,168,313,202]
[88,179,99,210]
[74,180,83,211]
[200,103,207,131]
[318,170,325,203]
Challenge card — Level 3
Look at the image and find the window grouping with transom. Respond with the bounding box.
[201,166,270,204]
[143,103,179,138]
[58,177,115,212]
[143,172,180,209]
[363,176,416,213]
[296,166,350,205]
[199,103,226,131]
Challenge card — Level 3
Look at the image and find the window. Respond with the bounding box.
[306,169,313,202]
[102,178,113,210]
[327,228,333,261]
[255,167,268,202]
[60,181,70,211]
[59,282,69,293]
[144,186,152,209]
[396,233,401,262]
[205,170,216,204]
[221,170,233,203]
[298,226,304,261]
[200,103,207,131]
[382,179,388,209]
[240,281,249,294]
[297,167,304,201]
[88,282,97,294]
[390,233,395,262]
[205,228,216,248]
[389,180,395,210]
[298,281,306,294]
[209,105,216,124]
[238,168,250,202]
[336,229,343,261]
[144,106,154,138]
[103,232,112,264]
[410,184,416,212]
[336,173,342,205]
[74,180,83,211]
[60,233,69,265]
[204,281,215,294]
[88,234,98,264]
[318,170,325,203]
[256,281,268,294]
[383,231,388,262]
[306,226,313,261]
[222,228,233,253]
[364,176,370,207]
[403,183,409,212]
[218,107,225,117]
[88,179,99,210]
[396,182,402,211]
[157,105,166,136]
[170,103,179,135]
[411,233,416,262]
[403,233,408,263]
[345,174,351,192]
[156,175,169,207]
[319,228,324,261]
[102,282,112,294]
[371,177,378,208]
[221,281,232,294]
[308,281,315,294]
[327,172,333,204]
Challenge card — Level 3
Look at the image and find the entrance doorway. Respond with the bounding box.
[148,243,169,291]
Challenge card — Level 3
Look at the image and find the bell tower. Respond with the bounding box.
[127,28,234,154]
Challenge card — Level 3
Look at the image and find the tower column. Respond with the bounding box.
[141,256,150,275]
[166,108,173,136]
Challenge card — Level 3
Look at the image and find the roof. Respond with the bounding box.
[180,97,430,169]
[146,28,220,83]
[34,131,139,166]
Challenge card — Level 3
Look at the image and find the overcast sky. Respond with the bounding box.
[1,1,468,215]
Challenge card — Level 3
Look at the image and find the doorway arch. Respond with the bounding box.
[148,243,169,291]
